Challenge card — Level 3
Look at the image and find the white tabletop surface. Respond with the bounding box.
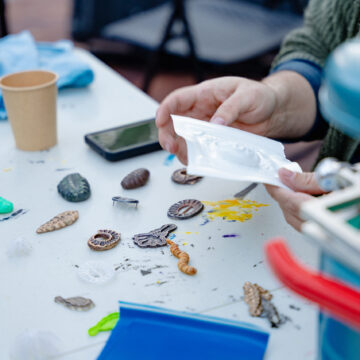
[0,49,318,360]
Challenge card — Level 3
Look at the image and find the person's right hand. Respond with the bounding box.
[156,72,316,165]
[156,76,278,164]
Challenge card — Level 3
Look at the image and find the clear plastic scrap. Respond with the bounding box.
[172,115,302,188]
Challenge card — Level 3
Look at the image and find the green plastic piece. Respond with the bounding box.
[88,312,119,336]
[0,197,13,214]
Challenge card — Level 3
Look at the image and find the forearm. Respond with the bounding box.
[262,71,317,139]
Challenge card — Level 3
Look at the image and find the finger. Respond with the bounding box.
[278,168,324,195]
[283,213,304,232]
[156,86,197,128]
[176,137,188,165]
[158,122,178,154]
[209,91,253,126]
[265,185,312,210]
[266,185,305,231]
[265,184,312,232]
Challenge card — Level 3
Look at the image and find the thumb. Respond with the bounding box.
[210,92,250,126]
[279,168,325,195]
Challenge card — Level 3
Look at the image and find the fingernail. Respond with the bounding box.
[279,168,295,179]
[211,117,225,125]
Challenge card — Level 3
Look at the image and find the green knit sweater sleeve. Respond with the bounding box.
[272,0,360,69]
[272,0,360,164]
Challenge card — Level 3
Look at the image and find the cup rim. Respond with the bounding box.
[0,70,58,92]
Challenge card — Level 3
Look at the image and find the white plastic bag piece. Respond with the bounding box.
[172,115,302,188]
[10,329,61,360]
[78,261,115,284]
[7,236,32,257]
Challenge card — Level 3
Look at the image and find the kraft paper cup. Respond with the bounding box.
[0,70,58,151]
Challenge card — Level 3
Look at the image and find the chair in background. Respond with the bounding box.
[72,0,308,91]
[0,0,8,37]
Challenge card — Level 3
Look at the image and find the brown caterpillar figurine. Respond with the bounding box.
[166,239,197,275]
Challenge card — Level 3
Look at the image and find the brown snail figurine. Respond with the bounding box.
[171,168,202,185]
[121,168,150,189]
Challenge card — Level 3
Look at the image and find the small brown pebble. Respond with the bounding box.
[121,168,150,189]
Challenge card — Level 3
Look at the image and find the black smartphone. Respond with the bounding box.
[84,118,162,161]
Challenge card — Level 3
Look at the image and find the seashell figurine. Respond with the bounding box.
[36,210,79,234]
[57,173,91,202]
[121,168,150,189]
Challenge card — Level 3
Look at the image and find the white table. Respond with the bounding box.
[0,49,318,360]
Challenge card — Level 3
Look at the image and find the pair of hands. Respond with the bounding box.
[155,75,321,232]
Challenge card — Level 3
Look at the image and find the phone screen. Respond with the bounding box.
[87,119,158,152]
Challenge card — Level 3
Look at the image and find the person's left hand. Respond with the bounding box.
[265,168,326,232]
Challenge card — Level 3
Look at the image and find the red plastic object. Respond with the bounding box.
[265,238,360,329]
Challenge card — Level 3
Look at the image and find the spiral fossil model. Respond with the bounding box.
[166,239,197,275]
[88,229,121,251]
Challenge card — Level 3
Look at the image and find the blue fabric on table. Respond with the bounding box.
[0,31,94,119]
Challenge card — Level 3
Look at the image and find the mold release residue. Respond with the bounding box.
[201,198,268,222]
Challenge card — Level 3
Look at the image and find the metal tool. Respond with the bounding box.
[234,182,258,199]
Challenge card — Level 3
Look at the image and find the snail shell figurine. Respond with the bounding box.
[57,173,91,202]
[171,168,203,185]
[36,211,79,234]
[54,296,95,311]
[88,229,121,251]
[121,168,150,189]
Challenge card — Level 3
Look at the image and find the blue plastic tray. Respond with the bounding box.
[98,301,269,360]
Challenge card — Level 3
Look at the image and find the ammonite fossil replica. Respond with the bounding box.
[171,168,202,185]
[167,199,204,220]
[36,210,79,234]
[54,296,95,311]
[57,173,91,202]
[88,229,121,251]
[167,239,197,275]
[121,168,150,189]
[133,224,177,248]
[112,196,139,207]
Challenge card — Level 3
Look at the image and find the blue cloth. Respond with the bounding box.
[0,31,94,119]
[271,59,328,142]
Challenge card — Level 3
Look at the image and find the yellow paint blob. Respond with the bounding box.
[2,168,12,172]
[184,231,199,235]
[202,198,268,222]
